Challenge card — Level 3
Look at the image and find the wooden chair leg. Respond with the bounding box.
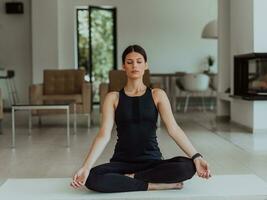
[38,116,42,126]
[184,94,190,112]
[87,114,91,128]
[201,95,206,112]
[0,120,2,134]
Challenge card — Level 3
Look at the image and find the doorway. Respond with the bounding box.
[76,6,117,104]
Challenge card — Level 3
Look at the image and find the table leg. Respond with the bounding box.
[88,114,91,128]
[11,107,15,148]
[29,110,32,136]
[6,79,13,105]
[67,107,70,148]
[74,103,77,134]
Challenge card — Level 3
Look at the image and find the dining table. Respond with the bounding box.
[151,72,185,112]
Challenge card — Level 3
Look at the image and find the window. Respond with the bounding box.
[76,6,117,104]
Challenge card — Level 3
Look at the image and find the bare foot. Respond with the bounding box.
[124,173,134,178]
[148,182,183,190]
[124,174,184,191]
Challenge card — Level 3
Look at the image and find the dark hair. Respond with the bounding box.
[122,44,147,64]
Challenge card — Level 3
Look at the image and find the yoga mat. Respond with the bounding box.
[0,174,267,200]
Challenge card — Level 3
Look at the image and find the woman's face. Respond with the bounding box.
[122,52,148,79]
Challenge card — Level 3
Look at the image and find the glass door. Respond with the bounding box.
[77,6,117,104]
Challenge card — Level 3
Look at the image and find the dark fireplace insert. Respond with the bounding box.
[234,53,267,100]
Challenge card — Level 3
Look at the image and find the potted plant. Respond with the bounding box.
[207,55,214,73]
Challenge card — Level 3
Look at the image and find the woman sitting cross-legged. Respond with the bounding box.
[71,44,211,193]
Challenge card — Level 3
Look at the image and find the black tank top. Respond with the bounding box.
[110,86,163,163]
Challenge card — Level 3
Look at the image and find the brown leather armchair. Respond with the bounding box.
[99,69,161,126]
[29,69,92,127]
[0,89,3,134]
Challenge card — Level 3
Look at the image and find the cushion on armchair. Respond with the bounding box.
[44,70,85,95]
[29,69,92,115]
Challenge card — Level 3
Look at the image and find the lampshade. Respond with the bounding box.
[201,20,218,39]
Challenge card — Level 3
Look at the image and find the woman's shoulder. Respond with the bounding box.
[105,91,119,101]
[105,91,120,109]
[151,88,167,98]
[151,88,168,106]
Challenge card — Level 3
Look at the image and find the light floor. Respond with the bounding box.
[1,106,267,187]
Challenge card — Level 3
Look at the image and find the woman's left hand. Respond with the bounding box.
[193,157,211,179]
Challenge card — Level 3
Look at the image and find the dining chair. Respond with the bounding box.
[180,73,210,112]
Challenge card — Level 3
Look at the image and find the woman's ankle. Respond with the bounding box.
[148,183,156,190]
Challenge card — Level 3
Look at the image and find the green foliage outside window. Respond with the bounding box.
[77,8,115,103]
[90,9,114,84]
[77,10,89,71]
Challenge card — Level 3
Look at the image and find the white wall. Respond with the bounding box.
[253,0,267,52]
[33,0,217,84]
[217,0,231,117]
[0,0,32,106]
[253,102,267,132]
[218,0,267,132]
[231,99,253,128]
[231,100,267,133]
[31,0,59,83]
[230,0,254,58]
[217,0,254,119]
[229,0,254,126]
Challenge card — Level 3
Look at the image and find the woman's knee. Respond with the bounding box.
[85,172,105,192]
[88,165,106,176]
[85,164,120,192]
[85,167,117,193]
[173,158,196,181]
[85,171,96,190]
[84,167,104,192]
[180,158,196,180]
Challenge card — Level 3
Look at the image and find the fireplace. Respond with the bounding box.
[234,53,267,100]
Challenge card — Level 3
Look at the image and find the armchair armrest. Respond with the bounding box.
[29,84,43,104]
[99,83,109,113]
[82,82,92,113]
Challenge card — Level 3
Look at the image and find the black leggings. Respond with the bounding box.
[85,156,196,193]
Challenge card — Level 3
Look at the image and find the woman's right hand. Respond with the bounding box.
[70,167,90,189]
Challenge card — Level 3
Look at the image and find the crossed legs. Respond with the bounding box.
[85,156,196,193]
